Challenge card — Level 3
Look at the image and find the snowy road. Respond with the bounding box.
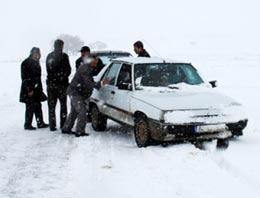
[0,53,260,198]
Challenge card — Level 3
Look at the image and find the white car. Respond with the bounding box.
[89,57,248,148]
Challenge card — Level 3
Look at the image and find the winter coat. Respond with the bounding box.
[67,64,101,99]
[75,57,83,70]
[138,49,150,57]
[19,57,47,104]
[46,50,71,87]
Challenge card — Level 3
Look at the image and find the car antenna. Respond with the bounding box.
[142,39,165,62]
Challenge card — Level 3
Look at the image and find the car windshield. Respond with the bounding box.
[134,63,204,88]
[97,53,131,65]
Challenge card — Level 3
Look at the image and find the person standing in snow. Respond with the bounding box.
[133,41,151,57]
[75,46,91,70]
[19,47,49,130]
[62,55,105,137]
[46,39,71,131]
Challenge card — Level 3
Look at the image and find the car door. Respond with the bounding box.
[109,63,135,126]
[98,62,122,117]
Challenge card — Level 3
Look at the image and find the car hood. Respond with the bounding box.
[132,84,238,111]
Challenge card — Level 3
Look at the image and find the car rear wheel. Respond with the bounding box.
[91,105,107,131]
[134,117,151,148]
[216,139,229,150]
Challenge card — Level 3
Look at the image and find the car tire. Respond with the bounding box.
[216,139,229,150]
[193,141,207,150]
[134,116,151,148]
[91,105,107,131]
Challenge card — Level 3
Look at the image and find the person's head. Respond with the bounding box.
[80,46,91,58]
[30,47,41,61]
[83,55,98,68]
[133,41,144,55]
[54,39,64,52]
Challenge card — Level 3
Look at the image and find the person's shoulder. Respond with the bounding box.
[46,51,54,58]
[22,57,32,66]
[79,64,91,74]
[76,57,82,63]
[62,53,69,58]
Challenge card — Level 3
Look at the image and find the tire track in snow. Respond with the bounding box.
[209,150,260,196]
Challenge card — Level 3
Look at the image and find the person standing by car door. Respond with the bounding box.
[20,47,49,130]
[75,46,91,70]
[46,39,71,131]
[133,41,150,57]
[62,55,106,137]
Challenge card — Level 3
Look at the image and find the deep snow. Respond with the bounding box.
[0,51,260,198]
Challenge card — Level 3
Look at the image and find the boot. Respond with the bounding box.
[24,125,37,130]
[50,127,57,131]
[38,123,49,129]
[75,132,89,137]
[61,129,74,134]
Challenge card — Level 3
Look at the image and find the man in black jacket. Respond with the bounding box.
[133,41,151,57]
[75,46,105,75]
[20,47,49,130]
[75,46,91,70]
[62,55,104,137]
[46,39,71,131]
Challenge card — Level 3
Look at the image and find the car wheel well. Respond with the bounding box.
[134,111,147,122]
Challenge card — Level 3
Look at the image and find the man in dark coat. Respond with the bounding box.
[133,41,151,57]
[62,55,104,137]
[46,39,71,131]
[75,46,91,70]
[20,47,49,130]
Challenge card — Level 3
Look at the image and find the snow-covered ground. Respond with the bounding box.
[0,51,260,198]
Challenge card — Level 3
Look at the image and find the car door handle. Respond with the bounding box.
[111,91,115,95]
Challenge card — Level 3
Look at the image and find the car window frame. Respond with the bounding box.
[102,62,122,86]
[115,63,133,91]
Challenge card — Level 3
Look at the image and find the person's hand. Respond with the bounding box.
[102,77,110,85]
[28,91,34,97]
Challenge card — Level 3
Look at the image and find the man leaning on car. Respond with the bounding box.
[62,55,108,137]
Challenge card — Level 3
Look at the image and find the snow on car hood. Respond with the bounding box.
[132,83,238,111]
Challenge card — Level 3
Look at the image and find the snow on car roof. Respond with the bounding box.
[113,57,190,64]
[91,50,132,55]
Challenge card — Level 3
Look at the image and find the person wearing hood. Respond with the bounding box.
[62,55,107,137]
[20,47,49,130]
[46,39,71,131]
[133,41,151,57]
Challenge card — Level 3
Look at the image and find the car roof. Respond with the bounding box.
[91,50,132,55]
[112,57,190,64]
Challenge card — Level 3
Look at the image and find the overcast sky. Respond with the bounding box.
[0,0,259,60]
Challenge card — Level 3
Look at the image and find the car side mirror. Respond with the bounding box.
[118,82,132,90]
[209,80,218,88]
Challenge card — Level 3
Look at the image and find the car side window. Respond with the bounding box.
[116,64,132,90]
[103,63,121,85]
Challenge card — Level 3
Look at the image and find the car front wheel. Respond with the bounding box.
[134,117,151,147]
[91,105,107,131]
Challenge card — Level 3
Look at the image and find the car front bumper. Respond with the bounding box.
[148,119,248,142]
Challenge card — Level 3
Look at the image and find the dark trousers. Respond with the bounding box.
[47,85,68,129]
[62,95,88,134]
[24,102,44,127]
